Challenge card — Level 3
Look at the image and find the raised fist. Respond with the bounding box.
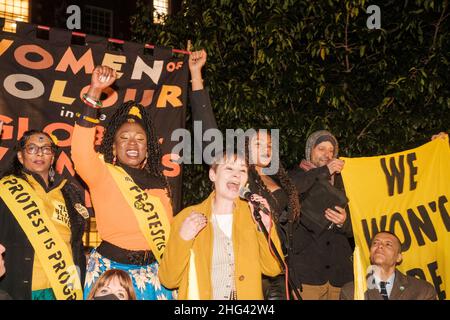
[90,65,117,90]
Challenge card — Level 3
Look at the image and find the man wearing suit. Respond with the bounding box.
[340,231,436,300]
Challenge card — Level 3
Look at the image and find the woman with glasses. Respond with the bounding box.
[0,130,86,300]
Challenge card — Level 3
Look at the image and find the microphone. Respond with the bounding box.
[239,185,271,215]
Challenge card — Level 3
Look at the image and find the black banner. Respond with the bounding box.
[0,21,188,214]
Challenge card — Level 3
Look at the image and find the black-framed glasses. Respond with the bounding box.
[24,144,55,155]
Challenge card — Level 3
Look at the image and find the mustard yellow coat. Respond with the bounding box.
[158,192,283,300]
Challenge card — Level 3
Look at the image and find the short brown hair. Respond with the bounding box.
[210,150,248,172]
[87,269,137,300]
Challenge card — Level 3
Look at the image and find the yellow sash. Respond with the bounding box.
[0,176,83,300]
[105,163,170,262]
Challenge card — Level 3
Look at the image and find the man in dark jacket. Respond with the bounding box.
[288,130,354,299]
[340,231,436,300]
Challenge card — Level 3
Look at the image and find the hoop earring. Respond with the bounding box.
[49,166,55,183]
[140,157,148,169]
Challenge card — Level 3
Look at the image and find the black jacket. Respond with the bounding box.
[288,166,354,287]
[0,173,86,300]
[0,289,12,300]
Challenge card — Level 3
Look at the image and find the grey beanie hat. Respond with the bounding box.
[305,130,339,162]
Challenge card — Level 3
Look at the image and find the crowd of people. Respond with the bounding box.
[0,49,446,301]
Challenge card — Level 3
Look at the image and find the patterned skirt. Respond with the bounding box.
[84,249,177,300]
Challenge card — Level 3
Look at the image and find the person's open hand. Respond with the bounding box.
[179,212,208,241]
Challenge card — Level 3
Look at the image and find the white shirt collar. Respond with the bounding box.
[372,272,396,297]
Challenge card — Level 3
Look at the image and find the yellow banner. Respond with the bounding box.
[341,137,450,300]
[0,176,83,300]
[105,163,170,262]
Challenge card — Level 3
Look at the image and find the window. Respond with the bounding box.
[153,0,168,24]
[84,5,113,38]
[0,0,29,33]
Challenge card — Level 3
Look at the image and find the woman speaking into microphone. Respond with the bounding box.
[158,150,283,300]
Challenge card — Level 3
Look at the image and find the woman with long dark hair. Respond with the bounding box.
[0,130,86,300]
[71,66,175,300]
[245,130,301,299]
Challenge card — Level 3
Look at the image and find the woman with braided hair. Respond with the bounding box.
[71,66,175,300]
[0,130,86,300]
[245,130,301,299]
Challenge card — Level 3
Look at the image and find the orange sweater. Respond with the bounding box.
[71,124,172,251]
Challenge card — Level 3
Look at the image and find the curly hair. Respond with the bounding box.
[98,101,170,194]
[248,164,300,223]
[245,131,300,223]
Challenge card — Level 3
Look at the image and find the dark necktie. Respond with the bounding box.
[379,281,389,300]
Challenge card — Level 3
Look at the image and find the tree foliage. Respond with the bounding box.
[131,0,450,207]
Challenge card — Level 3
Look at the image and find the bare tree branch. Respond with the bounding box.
[430,0,448,52]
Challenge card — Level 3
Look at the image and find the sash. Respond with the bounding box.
[105,163,170,262]
[0,176,83,300]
